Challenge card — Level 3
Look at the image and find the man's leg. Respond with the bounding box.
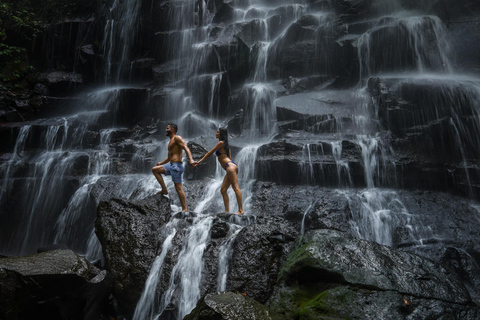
[174,183,188,212]
[152,165,168,194]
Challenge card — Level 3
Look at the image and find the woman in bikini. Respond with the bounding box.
[193,127,244,215]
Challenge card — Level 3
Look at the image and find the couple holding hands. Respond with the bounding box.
[152,123,244,215]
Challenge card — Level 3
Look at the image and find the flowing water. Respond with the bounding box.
[2,0,480,318]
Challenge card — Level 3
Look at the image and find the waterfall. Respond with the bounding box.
[300,201,315,235]
[133,226,177,320]
[0,125,31,202]
[160,216,214,319]
[217,228,242,291]
[341,189,432,247]
[331,141,353,187]
[101,0,142,82]
[300,144,316,184]
[3,0,480,317]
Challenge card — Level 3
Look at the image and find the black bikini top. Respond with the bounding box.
[215,149,228,157]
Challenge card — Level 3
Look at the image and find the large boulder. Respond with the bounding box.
[268,229,480,319]
[185,141,216,180]
[95,195,171,314]
[0,249,112,320]
[184,291,287,320]
[226,216,298,304]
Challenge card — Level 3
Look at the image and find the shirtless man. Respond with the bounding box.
[152,123,194,212]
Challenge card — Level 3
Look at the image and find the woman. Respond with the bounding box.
[193,127,244,215]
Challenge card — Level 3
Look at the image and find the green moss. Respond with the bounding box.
[298,288,353,320]
[278,241,315,280]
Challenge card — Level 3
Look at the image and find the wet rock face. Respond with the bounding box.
[251,182,352,232]
[37,71,83,96]
[185,141,216,180]
[185,292,287,320]
[268,229,480,319]
[0,249,112,320]
[226,216,298,304]
[368,76,480,197]
[251,183,480,253]
[95,195,171,314]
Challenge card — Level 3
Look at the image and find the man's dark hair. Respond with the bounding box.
[168,123,178,133]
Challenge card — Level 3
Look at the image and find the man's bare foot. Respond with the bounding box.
[156,190,168,195]
[235,211,244,215]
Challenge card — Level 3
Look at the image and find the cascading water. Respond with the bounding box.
[133,225,177,320]
[159,216,213,319]
[3,0,480,317]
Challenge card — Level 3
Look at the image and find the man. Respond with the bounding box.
[152,123,194,212]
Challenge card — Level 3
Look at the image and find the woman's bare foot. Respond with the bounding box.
[235,211,244,215]
[156,190,168,195]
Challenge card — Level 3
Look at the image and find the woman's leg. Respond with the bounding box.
[220,174,231,213]
[226,165,244,214]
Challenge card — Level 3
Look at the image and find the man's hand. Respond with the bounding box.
[190,160,196,167]
[192,161,200,167]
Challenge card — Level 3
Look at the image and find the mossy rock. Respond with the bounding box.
[268,229,479,319]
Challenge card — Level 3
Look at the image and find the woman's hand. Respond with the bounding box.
[192,161,200,167]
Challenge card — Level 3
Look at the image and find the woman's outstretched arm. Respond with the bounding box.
[194,141,224,165]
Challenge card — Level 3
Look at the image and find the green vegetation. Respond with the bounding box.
[298,289,351,320]
[0,0,77,88]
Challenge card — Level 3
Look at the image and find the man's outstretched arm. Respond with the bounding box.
[176,136,195,165]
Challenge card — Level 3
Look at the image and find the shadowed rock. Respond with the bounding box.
[0,249,112,320]
[184,291,287,320]
[95,195,171,314]
[226,216,298,304]
[269,229,480,319]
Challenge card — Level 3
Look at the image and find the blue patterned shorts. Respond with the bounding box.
[163,162,184,183]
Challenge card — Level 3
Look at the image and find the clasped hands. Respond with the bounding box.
[190,160,200,168]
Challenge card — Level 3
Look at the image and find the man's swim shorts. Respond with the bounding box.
[164,162,184,183]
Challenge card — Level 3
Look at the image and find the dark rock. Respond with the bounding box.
[251,183,352,233]
[185,141,216,180]
[184,291,287,320]
[186,71,230,117]
[227,109,244,135]
[330,0,373,21]
[226,216,298,304]
[37,243,70,253]
[269,229,479,319]
[81,130,100,148]
[213,36,250,89]
[368,76,480,161]
[254,139,366,187]
[357,16,454,76]
[212,4,235,25]
[440,247,480,305]
[152,59,188,84]
[282,75,336,95]
[0,249,112,320]
[130,58,155,82]
[95,195,171,314]
[38,71,83,96]
[210,218,230,238]
[34,83,50,95]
